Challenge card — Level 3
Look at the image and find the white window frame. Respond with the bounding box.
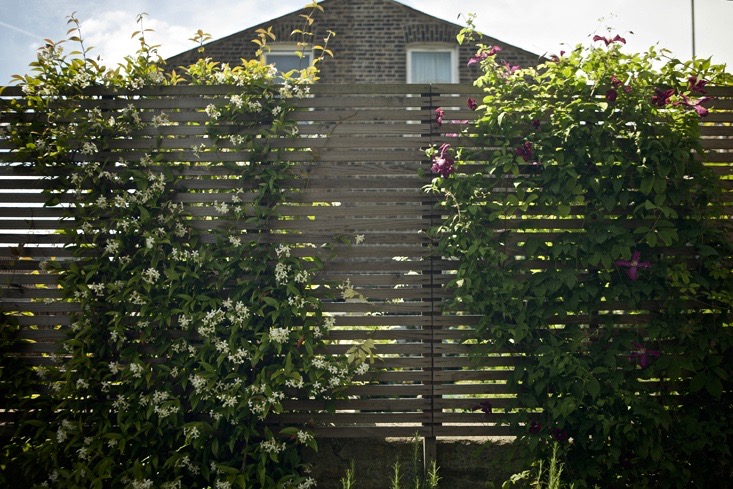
[263,43,314,75]
[406,44,459,84]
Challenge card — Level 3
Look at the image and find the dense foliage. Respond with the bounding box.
[1,8,368,489]
[428,31,733,487]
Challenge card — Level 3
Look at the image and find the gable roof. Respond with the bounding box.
[166,0,543,82]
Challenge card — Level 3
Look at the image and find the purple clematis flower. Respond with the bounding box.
[629,342,661,369]
[606,89,618,102]
[610,75,623,87]
[615,251,651,281]
[435,107,445,127]
[431,143,455,178]
[688,76,708,94]
[530,119,541,130]
[677,94,712,117]
[515,141,534,162]
[474,400,493,414]
[467,52,488,67]
[651,88,675,107]
[549,50,566,62]
[467,46,502,66]
[467,97,478,111]
[593,34,626,46]
[487,45,502,56]
[501,61,520,76]
[528,419,543,434]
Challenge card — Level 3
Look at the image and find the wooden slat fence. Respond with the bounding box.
[1,83,732,440]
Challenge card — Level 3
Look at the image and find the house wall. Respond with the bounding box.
[165,0,543,83]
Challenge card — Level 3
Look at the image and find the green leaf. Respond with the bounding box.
[705,377,723,399]
[640,176,653,195]
[690,371,706,392]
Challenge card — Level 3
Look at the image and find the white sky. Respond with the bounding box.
[0,0,732,85]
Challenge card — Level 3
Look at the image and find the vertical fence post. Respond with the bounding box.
[421,83,439,474]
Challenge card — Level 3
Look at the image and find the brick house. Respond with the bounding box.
[166,0,543,84]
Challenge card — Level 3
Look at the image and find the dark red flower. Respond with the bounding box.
[611,75,622,87]
[515,141,533,162]
[606,89,618,102]
[615,250,651,281]
[474,400,493,414]
[619,452,634,469]
[549,50,566,62]
[688,76,708,94]
[651,88,675,107]
[551,428,569,442]
[593,34,626,46]
[530,119,541,129]
[629,342,661,369]
[435,107,445,126]
[623,85,633,94]
[528,419,542,434]
[467,97,478,111]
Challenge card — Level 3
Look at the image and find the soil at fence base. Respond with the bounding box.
[301,437,527,488]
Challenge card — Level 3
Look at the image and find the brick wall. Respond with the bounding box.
[166,0,543,83]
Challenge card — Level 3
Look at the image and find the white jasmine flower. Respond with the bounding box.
[183,425,200,441]
[275,244,291,258]
[141,267,160,284]
[275,262,290,286]
[229,94,244,108]
[294,270,309,284]
[269,327,290,344]
[104,240,120,255]
[80,142,98,155]
[151,112,171,127]
[297,430,313,444]
[297,477,317,489]
[214,200,229,214]
[205,104,221,120]
[128,363,144,378]
[189,374,207,393]
[260,438,285,454]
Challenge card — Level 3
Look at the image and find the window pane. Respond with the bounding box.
[265,53,310,74]
[411,51,452,83]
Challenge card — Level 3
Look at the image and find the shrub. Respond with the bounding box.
[428,29,733,487]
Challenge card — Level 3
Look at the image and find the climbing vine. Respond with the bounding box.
[1,8,368,489]
[428,31,733,487]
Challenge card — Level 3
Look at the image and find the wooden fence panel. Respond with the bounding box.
[1,84,731,438]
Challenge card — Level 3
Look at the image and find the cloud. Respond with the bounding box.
[77,11,190,68]
[75,2,303,66]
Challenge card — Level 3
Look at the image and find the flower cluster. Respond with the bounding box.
[430,143,455,178]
